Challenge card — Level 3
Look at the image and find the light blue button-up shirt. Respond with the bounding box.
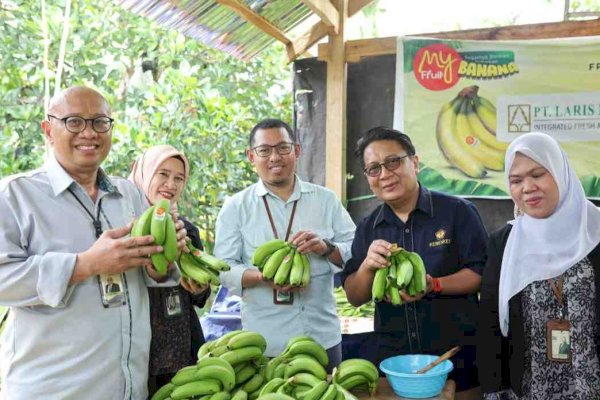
[0,155,175,400]
[214,177,356,356]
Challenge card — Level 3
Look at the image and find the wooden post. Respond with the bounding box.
[325,0,347,200]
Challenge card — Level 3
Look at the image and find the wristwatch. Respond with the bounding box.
[322,239,336,257]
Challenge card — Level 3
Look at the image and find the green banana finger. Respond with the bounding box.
[259,377,286,396]
[227,331,267,352]
[273,249,295,286]
[150,199,170,245]
[262,246,292,280]
[210,392,232,400]
[163,215,178,263]
[132,205,155,237]
[252,239,288,266]
[220,346,264,366]
[170,379,221,400]
[151,382,175,400]
[241,373,264,394]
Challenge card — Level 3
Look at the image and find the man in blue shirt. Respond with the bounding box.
[341,127,487,400]
[214,119,355,371]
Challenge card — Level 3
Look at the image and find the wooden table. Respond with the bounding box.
[357,378,456,400]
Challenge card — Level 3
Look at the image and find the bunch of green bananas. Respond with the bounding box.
[265,336,328,383]
[152,356,237,400]
[252,239,311,287]
[179,241,230,286]
[131,199,177,274]
[334,287,374,318]
[331,359,379,396]
[174,330,381,400]
[436,85,508,178]
[371,246,427,305]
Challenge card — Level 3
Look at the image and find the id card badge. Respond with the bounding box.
[98,274,127,308]
[164,289,183,317]
[273,289,293,305]
[546,319,571,363]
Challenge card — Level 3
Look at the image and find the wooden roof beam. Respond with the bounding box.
[216,0,292,45]
[300,0,339,34]
[318,18,600,62]
[348,0,375,17]
[287,21,332,63]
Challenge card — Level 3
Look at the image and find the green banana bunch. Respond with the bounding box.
[435,85,507,178]
[332,359,379,395]
[131,199,178,274]
[253,241,311,287]
[280,336,329,368]
[334,287,374,318]
[370,245,427,304]
[178,240,229,286]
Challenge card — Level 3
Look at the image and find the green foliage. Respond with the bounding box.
[418,164,508,197]
[0,0,292,244]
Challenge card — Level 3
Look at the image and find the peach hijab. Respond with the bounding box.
[127,145,190,202]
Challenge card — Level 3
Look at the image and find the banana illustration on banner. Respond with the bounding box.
[435,85,508,178]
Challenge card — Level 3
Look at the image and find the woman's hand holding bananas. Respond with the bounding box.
[180,276,209,295]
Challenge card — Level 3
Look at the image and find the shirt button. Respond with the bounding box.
[405,228,410,233]
[411,333,417,338]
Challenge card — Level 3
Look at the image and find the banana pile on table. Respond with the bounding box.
[371,245,427,305]
[152,331,379,400]
[131,199,178,274]
[252,239,311,287]
[334,287,374,318]
[179,240,230,286]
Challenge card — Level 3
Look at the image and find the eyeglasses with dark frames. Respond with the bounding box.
[251,142,294,158]
[363,154,411,177]
[47,114,114,134]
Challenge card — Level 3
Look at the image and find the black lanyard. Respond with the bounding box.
[68,188,103,238]
[262,196,298,241]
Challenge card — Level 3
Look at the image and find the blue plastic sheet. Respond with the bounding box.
[200,286,242,342]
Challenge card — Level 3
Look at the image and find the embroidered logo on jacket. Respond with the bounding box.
[429,229,451,247]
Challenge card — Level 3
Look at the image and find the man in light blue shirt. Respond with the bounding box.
[214,119,356,370]
[0,86,184,400]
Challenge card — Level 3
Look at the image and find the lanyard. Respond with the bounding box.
[68,188,103,238]
[262,196,298,241]
[547,275,564,308]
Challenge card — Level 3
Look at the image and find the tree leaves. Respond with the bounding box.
[0,1,292,244]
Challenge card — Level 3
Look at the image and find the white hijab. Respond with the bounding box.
[498,132,600,336]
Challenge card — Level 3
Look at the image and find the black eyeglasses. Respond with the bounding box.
[251,142,294,158]
[47,114,114,134]
[363,154,411,177]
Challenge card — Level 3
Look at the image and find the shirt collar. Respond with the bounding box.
[374,183,433,227]
[255,175,313,203]
[44,153,120,197]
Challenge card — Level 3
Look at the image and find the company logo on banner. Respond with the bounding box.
[394,36,600,198]
[498,92,600,142]
[413,43,519,91]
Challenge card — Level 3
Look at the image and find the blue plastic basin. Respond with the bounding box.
[379,354,453,399]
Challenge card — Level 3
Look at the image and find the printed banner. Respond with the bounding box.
[393,36,600,198]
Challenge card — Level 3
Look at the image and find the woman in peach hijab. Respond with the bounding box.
[129,145,210,394]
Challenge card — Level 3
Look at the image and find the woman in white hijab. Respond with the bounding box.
[477,132,600,400]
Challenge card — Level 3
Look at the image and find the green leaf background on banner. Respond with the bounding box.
[581,176,600,198]
[418,164,508,197]
[402,39,464,73]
